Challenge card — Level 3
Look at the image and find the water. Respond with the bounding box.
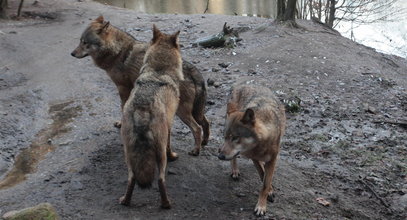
[0,101,82,190]
[95,0,406,58]
[94,0,276,18]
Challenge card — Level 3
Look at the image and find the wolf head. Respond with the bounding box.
[71,16,111,58]
[218,105,259,160]
[143,25,183,80]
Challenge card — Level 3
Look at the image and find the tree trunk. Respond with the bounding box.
[284,0,297,21]
[276,0,286,20]
[317,0,322,21]
[0,0,7,19]
[327,0,336,27]
[309,0,313,19]
[17,0,24,17]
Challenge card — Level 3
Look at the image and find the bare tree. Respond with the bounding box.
[276,0,298,27]
[298,0,406,28]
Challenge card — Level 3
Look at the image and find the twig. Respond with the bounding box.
[357,176,392,212]
[373,120,407,129]
[204,0,209,14]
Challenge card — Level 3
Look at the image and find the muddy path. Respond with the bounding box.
[0,0,406,219]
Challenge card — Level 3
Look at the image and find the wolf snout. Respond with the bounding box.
[218,153,226,160]
[70,51,76,57]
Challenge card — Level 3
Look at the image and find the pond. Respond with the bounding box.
[93,0,276,18]
[94,0,406,58]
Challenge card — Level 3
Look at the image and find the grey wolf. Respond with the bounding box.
[218,84,286,216]
[119,25,183,209]
[71,16,209,156]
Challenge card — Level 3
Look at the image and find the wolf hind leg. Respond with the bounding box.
[166,128,178,162]
[119,171,136,206]
[157,147,171,209]
[177,108,203,156]
[196,115,210,146]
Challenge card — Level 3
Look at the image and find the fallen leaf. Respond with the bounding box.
[316,197,330,206]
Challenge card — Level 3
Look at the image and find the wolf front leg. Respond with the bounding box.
[252,159,275,202]
[254,153,278,216]
[114,85,132,128]
[230,158,240,180]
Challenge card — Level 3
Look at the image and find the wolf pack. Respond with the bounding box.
[71,16,286,216]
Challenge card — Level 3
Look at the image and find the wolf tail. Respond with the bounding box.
[133,131,156,189]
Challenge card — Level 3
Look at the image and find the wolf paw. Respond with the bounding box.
[254,204,266,216]
[188,149,200,156]
[119,196,130,206]
[161,200,171,209]
[114,121,122,128]
[201,139,208,146]
[167,152,179,162]
[230,171,240,180]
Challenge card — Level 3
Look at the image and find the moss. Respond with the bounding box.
[3,203,59,220]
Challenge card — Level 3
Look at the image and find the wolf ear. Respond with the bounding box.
[152,24,162,43]
[97,21,110,34]
[227,102,238,116]
[102,21,110,30]
[95,15,104,23]
[241,108,255,125]
[170,30,180,47]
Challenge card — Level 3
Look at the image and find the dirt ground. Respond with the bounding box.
[0,0,406,219]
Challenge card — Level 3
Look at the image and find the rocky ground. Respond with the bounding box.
[0,0,406,219]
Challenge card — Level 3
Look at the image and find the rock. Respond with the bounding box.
[218,62,231,68]
[207,78,215,86]
[248,69,257,75]
[363,103,376,114]
[2,203,59,220]
[207,100,215,105]
[213,82,222,88]
[235,193,246,197]
[211,67,220,72]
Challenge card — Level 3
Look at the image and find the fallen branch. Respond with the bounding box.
[193,22,241,48]
[373,120,407,129]
[357,176,393,213]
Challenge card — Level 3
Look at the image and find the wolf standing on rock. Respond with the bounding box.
[119,25,183,209]
[71,16,209,156]
[218,84,286,216]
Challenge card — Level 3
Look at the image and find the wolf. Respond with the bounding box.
[71,16,209,156]
[119,25,183,209]
[218,84,286,216]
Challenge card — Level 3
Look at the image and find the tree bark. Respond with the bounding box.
[0,0,7,19]
[327,0,335,27]
[276,0,286,20]
[284,0,297,21]
[317,0,322,21]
